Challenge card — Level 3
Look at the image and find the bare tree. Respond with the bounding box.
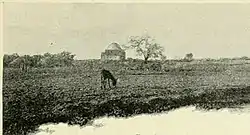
[124,34,165,63]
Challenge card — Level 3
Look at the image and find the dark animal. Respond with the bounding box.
[101,69,118,89]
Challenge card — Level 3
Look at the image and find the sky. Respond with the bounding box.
[3,3,250,60]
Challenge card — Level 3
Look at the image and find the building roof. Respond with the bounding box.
[106,42,123,51]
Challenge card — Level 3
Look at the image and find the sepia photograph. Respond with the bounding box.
[2,1,250,135]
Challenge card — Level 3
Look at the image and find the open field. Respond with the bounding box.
[3,60,250,135]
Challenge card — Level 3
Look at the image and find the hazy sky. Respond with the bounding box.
[3,3,250,59]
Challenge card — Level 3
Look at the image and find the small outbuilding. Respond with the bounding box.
[101,42,126,61]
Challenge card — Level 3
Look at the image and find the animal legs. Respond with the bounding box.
[108,79,111,89]
[101,81,104,89]
[101,76,105,90]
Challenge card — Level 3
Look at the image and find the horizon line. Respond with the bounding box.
[3,52,250,60]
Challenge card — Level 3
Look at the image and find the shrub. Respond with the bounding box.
[3,52,76,69]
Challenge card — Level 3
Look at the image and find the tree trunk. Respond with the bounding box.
[144,57,149,64]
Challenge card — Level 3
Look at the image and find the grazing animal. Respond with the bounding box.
[101,69,118,89]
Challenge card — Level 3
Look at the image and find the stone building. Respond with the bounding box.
[101,42,126,61]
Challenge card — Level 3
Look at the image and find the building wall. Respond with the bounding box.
[106,55,121,60]
[101,50,126,60]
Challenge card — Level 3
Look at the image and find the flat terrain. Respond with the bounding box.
[3,60,250,135]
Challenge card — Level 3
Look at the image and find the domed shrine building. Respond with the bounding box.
[101,42,126,61]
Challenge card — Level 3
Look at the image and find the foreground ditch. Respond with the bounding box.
[3,86,250,135]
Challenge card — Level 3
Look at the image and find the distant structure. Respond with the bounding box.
[101,42,126,61]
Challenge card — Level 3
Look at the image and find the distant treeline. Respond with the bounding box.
[3,51,76,69]
[3,51,250,71]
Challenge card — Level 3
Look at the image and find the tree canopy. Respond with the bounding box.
[3,51,76,70]
[124,34,165,63]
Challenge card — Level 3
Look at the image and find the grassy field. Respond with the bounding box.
[3,59,250,135]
